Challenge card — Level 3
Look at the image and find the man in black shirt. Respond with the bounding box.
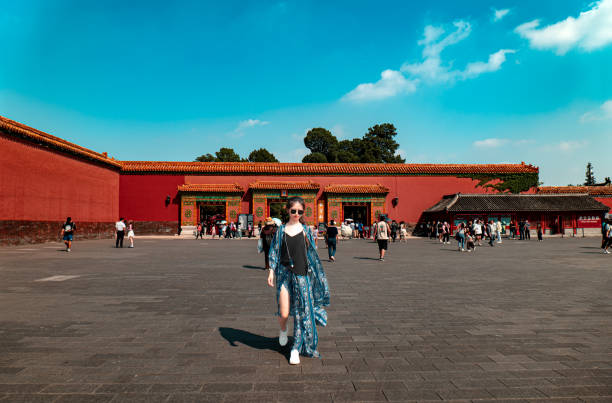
[326,220,339,262]
[61,217,76,252]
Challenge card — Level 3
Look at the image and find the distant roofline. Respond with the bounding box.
[119,161,539,176]
[0,115,121,169]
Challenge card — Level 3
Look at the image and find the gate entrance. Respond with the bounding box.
[268,200,289,223]
[342,203,370,226]
[198,203,225,225]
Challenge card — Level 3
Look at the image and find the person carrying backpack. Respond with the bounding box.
[60,217,76,252]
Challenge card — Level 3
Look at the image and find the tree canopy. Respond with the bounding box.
[301,123,405,163]
[248,148,279,162]
[584,162,596,186]
[195,147,278,163]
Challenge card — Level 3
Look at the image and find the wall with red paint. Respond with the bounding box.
[0,133,119,222]
[594,197,612,212]
[119,174,185,221]
[165,174,494,224]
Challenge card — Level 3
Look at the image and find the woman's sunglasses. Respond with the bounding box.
[290,209,304,215]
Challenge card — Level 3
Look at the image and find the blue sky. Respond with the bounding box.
[1,0,611,185]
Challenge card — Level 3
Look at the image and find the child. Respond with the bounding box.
[466,233,475,252]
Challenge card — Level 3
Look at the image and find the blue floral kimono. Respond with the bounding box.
[268,224,330,357]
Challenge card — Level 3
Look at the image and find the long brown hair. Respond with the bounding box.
[285,196,306,225]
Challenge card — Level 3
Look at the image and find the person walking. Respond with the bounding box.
[266,197,330,365]
[373,215,391,261]
[60,217,76,252]
[473,220,482,246]
[326,220,338,262]
[442,221,450,244]
[524,220,531,240]
[391,220,399,243]
[127,221,135,248]
[261,218,277,269]
[496,220,502,244]
[487,221,495,247]
[602,218,611,254]
[236,221,242,239]
[537,222,543,242]
[115,218,126,248]
[400,221,408,243]
[196,223,203,240]
[456,223,466,251]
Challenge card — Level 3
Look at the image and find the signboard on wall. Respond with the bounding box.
[577,215,601,228]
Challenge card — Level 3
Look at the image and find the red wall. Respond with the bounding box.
[595,197,612,212]
[119,174,185,221]
[120,173,496,225]
[0,133,119,222]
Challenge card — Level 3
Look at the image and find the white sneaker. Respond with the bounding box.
[67,248,71,252]
[279,328,288,347]
[289,349,300,365]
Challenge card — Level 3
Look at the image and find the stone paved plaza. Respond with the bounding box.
[0,236,611,402]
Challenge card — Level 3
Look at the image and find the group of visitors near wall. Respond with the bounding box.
[196,221,256,239]
[428,218,544,252]
[59,217,135,251]
[259,214,400,265]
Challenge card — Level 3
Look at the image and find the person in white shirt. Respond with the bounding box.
[496,220,502,243]
[473,221,483,246]
[373,215,391,261]
[115,218,126,248]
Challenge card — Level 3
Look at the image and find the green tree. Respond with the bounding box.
[335,139,360,163]
[362,123,405,163]
[195,153,217,162]
[304,128,338,162]
[584,162,596,185]
[302,152,328,163]
[248,148,279,162]
[215,147,242,162]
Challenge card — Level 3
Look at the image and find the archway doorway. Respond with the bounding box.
[343,203,370,225]
[198,202,225,225]
[268,200,289,223]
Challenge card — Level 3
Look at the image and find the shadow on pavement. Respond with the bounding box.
[219,327,285,352]
[242,265,266,270]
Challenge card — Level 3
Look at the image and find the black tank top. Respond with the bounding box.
[280,231,308,276]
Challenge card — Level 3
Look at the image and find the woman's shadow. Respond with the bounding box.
[218,327,290,355]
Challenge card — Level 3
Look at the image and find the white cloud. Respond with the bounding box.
[237,119,269,130]
[473,138,510,148]
[493,8,510,22]
[580,100,612,122]
[343,20,515,102]
[463,49,516,78]
[558,140,588,152]
[473,138,534,148]
[402,20,472,83]
[342,69,417,102]
[515,0,612,55]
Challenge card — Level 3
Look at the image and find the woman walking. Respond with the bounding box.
[266,197,330,365]
[127,221,135,248]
